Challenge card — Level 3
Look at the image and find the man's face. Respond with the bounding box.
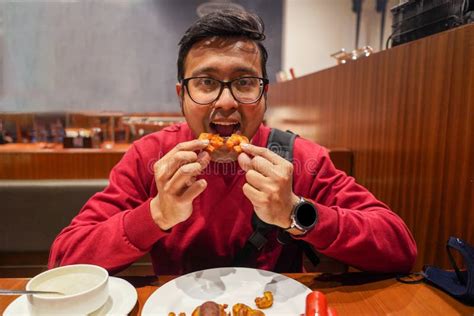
[176,37,266,145]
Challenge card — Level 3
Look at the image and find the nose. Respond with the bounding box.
[213,86,238,111]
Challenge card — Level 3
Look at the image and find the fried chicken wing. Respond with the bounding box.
[255,291,273,309]
[225,134,249,153]
[199,133,248,154]
[232,303,265,316]
[199,133,225,153]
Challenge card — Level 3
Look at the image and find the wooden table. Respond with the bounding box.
[1,273,473,315]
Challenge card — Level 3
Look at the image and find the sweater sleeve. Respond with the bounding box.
[295,145,417,273]
[48,144,168,274]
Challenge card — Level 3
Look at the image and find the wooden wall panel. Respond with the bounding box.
[267,24,474,270]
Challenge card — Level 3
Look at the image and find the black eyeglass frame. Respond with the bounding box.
[181,76,269,105]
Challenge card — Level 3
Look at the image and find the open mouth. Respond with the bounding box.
[209,122,241,137]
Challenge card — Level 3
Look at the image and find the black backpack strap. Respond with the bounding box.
[267,129,297,162]
[233,215,275,267]
[267,129,320,267]
[234,128,321,269]
[233,129,297,267]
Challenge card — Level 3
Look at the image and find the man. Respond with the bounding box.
[49,10,416,275]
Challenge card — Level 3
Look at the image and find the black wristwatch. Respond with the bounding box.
[285,197,318,234]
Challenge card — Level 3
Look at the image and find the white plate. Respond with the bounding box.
[3,276,137,316]
[142,267,311,316]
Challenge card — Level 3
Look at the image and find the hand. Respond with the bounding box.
[237,143,300,229]
[150,139,211,230]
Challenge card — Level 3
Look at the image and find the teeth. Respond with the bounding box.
[212,122,239,126]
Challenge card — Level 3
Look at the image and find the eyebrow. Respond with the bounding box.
[191,66,260,77]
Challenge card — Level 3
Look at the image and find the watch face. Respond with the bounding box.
[295,202,317,229]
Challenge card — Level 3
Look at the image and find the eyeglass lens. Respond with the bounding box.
[186,77,264,104]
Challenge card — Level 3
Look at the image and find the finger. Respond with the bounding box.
[241,143,284,165]
[242,182,267,208]
[168,162,203,194]
[184,176,197,187]
[249,155,276,178]
[245,169,269,191]
[162,140,210,178]
[197,150,211,169]
[237,152,252,172]
[156,151,199,181]
[170,139,210,154]
[181,179,207,202]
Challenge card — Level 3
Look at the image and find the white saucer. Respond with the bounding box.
[3,276,137,316]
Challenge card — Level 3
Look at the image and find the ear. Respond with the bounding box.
[263,83,269,99]
[263,85,269,112]
[176,82,185,115]
[176,82,183,98]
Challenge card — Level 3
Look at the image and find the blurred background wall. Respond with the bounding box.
[0,0,394,113]
[284,0,397,76]
[0,0,282,112]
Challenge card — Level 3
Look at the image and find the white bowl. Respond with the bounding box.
[26,264,109,315]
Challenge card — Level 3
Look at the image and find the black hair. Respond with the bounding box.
[177,9,268,82]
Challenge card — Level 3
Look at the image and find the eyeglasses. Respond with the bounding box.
[181,76,269,105]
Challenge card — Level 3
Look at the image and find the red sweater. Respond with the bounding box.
[49,123,416,274]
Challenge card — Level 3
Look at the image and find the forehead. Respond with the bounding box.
[184,37,262,77]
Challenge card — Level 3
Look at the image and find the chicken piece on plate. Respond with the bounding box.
[254,291,273,309]
[232,303,265,316]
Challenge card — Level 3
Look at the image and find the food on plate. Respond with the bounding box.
[169,289,273,316]
[305,291,338,316]
[198,133,249,154]
[232,303,265,316]
[254,291,273,309]
[191,301,228,316]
